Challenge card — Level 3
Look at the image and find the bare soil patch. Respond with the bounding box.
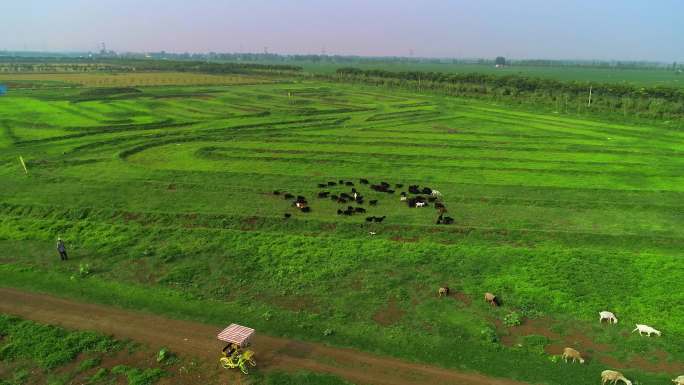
[372,298,406,326]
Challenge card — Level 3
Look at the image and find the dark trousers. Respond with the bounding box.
[59,251,68,260]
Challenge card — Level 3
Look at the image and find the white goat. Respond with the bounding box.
[599,311,618,324]
[416,202,426,207]
[431,190,442,197]
[400,196,407,201]
[632,324,661,337]
[601,370,632,385]
[672,375,684,385]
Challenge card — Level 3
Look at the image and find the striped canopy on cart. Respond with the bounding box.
[217,324,255,347]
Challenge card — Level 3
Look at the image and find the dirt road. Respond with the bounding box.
[0,287,529,385]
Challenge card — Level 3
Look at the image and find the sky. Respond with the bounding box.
[2,0,683,61]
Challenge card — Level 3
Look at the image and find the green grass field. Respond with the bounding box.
[0,73,682,385]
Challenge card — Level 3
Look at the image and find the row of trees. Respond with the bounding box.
[0,59,303,74]
[334,67,684,123]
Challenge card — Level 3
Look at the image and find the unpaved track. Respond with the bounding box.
[0,288,529,385]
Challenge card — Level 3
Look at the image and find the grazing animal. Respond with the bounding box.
[416,202,426,208]
[438,287,449,297]
[330,195,339,201]
[296,195,306,202]
[400,196,407,201]
[295,202,307,209]
[300,206,311,213]
[318,191,330,198]
[365,216,374,222]
[395,183,403,188]
[369,200,378,206]
[360,178,369,184]
[484,292,498,306]
[339,180,344,184]
[431,190,443,197]
[409,185,421,194]
[387,189,395,194]
[353,192,358,199]
[345,181,354,186]
[317,183,327,188]
[380,181,390,187]
[421,187,432,195]
[337,209,343,215]
[442,216,454,224]
[328,181,337,186]
[284,193,294,199]
[340,193,352,199]
[273,190,281,195]
[283,213,291,219]
[562,347,585,364]
[355,207,366,213]
[373,216,386,223]
[632,324,661,337]
[601,370,632,385]
[369,231,376,235]
[337,198,347,204]
[351,187,357,193]
[672,375,684,385]
[599,311,618,324]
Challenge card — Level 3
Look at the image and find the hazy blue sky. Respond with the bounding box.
[3,0,683,61]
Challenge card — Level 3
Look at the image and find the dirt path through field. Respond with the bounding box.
[0,287,529,385]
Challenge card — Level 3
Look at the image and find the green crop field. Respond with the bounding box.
[258,60,684,88]
[0,71,682,385]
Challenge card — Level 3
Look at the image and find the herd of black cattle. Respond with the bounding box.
[273,178,454,225]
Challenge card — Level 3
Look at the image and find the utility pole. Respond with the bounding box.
[587,85,592,107]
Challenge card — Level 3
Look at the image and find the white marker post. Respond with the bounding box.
[19,156,28,175]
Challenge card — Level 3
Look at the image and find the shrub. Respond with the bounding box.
[112,365,166,385]
[479,327,499,343]
[503,312,522,327]
[78,263,90,278]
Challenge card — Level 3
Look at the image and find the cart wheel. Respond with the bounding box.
[219,357,232,369]
[249,358,257,367]
[240,363,249,375]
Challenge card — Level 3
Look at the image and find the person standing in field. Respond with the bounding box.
[57,237,68,261]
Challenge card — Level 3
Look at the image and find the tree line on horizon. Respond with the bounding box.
[334,67,684,123]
